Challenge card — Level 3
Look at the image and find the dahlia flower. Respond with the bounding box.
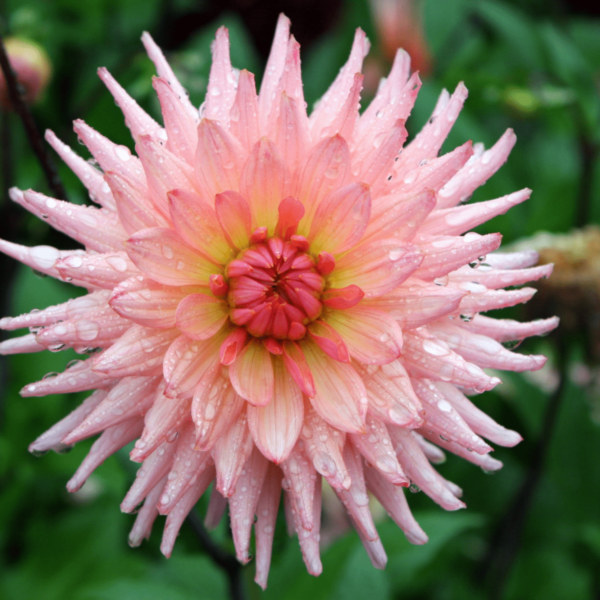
[1,16,558,587]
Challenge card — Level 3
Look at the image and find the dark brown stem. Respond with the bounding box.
[186,511,247,600]
[0,34,67,201]
[480,341,567,598]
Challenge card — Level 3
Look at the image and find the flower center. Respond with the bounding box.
[226,237,324,340]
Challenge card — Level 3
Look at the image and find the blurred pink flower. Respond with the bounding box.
[1,15,557,588]
[0,37,51,109]
[369,0,433,76]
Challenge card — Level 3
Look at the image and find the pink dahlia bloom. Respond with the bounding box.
[1,16,558,587]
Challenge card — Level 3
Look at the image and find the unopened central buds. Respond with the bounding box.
[226,236,324,340]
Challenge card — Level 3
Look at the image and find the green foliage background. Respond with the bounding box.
[1,0,600,598]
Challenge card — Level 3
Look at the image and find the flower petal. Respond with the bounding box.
[230,339,274,406]
[301,339,367,433]
[248,356,304,463]
[176,293,229,340]
[125,227,220,287]
[309,182,371,255]
[324,306,403,365]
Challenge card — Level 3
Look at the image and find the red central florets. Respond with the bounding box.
[226,233,325,341]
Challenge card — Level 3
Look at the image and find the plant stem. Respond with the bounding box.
[186,511,247,600]
[480,341,567,598]
[0,34,67,201]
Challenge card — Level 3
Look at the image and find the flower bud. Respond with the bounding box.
[0,37,52,109]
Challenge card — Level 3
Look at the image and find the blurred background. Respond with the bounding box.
[1,0,600,598]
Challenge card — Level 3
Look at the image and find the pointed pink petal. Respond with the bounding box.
[309,182,371,254]
[330,239,423,298]
[93,325,178,378]
[160,466,215,557]
[110,276,202,329]
[429,321,547,372]
[104,170,164,235]
[353,360,423,427]
[205,27,237,128]
[0,238,81,280]
[67,417,143,492]
[121,442,177,513]
[35,305,130,351]
[195,119,244,201]
[64,376,159,444]
[300,402,351,490]
[229,339,274,406]
[364,277,466,329]
[157,422,213,514]
[450,263,553,290]
[422,189,529,237]
[435,382,522,447]
[254,463,282,589]
[240,138,290,235]
[307,320,350,363]
[271,92,308,173]
[16,189,127,253]
[324,306,403,365]
[229,446,269,563]
[212,410,254,497]
[125,227,220,287]
[363,464,428,545]
[356,50,416,141]
[0,333,45,355]
[437,129,517,209]
[152,76,198,165]
[230,70,259,150]
[248,356,303,463]
[294,135,351,235]
[310,28,369,137]
[402,330,500,392]
[334,443,378,540]
[175,293,229,340]
[98,67,163,140]
[282,340,316,397]
[55,251,137,290]
[280,442,318,530]
[301,339,367,433]
[44,130,116,210]
[258,14,291,129]
[127,474,167,547]
[276,196,305,240]
[136,134,197,218]
[28,390,107,455]
[193,375,245,450]
[456,286,537,315]
[142,31,198,121]
[350,415,408,486]
[412,379,492,454]
[73,120,147,188]
[121,439,178,512]
[163,331,226,399]
[362,189,436,244]
[459,314,559,343]
[398,82,468,173]
[415,233,502,281]
[1,290,110,332]
[215,190,252,250]
[388,425,465,510]
[21,359,116,397]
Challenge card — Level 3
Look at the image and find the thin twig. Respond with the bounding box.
[0,34,67,201]
[480,341,567,598]
[186,510,247,600]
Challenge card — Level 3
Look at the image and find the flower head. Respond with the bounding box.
[1,15,558,587]
[0,37,52,109]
